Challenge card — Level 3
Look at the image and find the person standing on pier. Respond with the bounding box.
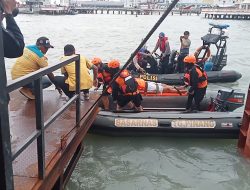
[1,0,25,58]
[54,44,98,100]
[176,31,191,73]
[151,32,171,74]
[11,37,60,100]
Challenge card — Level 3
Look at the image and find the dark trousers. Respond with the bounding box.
[54,76,74,98]
[25,76,52,93]
[186,87,207,110]
[54,76,89,98]
[160,54,170,74]
[176,53,187,73]
[117,94,142,107]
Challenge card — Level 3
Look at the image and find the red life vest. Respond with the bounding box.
[102,70,112,83]
[158,37,168,53]
[184,66,208,89]
[136,52,143,62]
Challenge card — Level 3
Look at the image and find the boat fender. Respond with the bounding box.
[195,46,211,63]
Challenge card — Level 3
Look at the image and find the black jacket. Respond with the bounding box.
[2,14,24,58]
[188,66,199,93]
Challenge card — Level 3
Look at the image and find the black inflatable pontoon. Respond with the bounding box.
[90,90,245,138]
[129,23,242,85]
[137,70,242,85]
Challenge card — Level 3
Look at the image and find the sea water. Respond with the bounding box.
[5,13,250,190]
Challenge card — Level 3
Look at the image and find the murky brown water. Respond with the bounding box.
[5,13,250,190]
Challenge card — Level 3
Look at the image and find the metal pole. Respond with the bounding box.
[75,55,81,124]
[34,78,45,179]
[76,0,180,125]
[0,17,14,189]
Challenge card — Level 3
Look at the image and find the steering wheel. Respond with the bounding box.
[153,53,161,59]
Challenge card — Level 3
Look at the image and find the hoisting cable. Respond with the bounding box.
[66,0,180,135]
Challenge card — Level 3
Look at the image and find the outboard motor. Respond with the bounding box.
[210,90,245,112]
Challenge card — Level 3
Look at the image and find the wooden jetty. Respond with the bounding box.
[238,84,250,157]
[24,6,200,16]
[70,7,199,15]
[39,6,69,15]
[201,8,250,20]
[11,90,100,190]
[0,54,101,190]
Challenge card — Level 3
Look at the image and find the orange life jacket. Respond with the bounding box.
[158,37,168,53]
[135,78,146,91]
[97,70,112,84]
[115,70,139,95]
[97,65,113,94]
[184,66,208,89]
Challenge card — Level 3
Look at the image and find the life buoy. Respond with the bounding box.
[194,46,211,63]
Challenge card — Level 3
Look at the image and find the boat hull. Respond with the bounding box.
[137,70,242,85]
[90,111,241,138]
[91,90,244,138]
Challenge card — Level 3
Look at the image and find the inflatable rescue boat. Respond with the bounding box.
[137,70,242,85]
[129,23,242,85]
[90,90,245,138]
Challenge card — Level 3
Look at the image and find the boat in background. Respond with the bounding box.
[137,70,242,85]
[129,23,242,85]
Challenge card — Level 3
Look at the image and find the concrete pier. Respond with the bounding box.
[202,8,250,20]
[20,6,200,16]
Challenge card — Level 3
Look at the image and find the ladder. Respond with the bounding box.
[238,84,250,157]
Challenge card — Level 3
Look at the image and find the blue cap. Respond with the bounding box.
[139,48,146,53]
[159,32,165,37]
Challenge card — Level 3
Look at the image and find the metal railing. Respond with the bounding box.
[0,45,81,189]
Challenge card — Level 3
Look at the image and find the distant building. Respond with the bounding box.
[239,0,250,9]
[58,0,70,6]
[212,0,236,7]
[123,0,141,8]
[20,0,67,5]
[76,1,124,8]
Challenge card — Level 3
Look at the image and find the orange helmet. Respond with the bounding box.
[120,69,130,78]
[108,60,120,69]
[184,55,196,64]
[91,57,102,65]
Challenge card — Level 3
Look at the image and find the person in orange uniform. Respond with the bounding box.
[91,57,116,110]
[112,68,143,112]
[183,55,208,111]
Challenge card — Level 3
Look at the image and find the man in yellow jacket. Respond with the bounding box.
[54,44,98,100]
[11,37,60,100]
